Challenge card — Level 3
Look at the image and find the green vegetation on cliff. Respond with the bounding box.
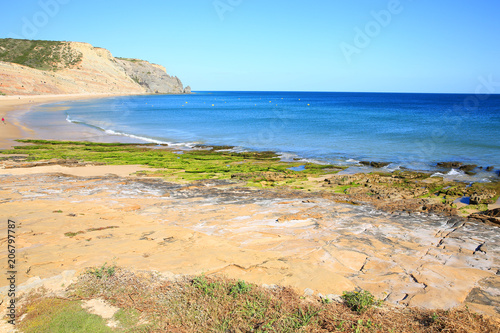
[115,57,142,63]
[0,38,82,70]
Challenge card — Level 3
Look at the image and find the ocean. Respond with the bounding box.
[20,91,500,180]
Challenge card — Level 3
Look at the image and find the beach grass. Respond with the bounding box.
[16,267,499,332]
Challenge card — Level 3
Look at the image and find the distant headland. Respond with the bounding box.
[0,38,191,95]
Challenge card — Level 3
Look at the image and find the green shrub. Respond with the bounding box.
[229,280,252,297]
[86,262,116,279]
[341,290,383,314]
[192,274,220,297]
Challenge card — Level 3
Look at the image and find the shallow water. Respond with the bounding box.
[22,91,500,176]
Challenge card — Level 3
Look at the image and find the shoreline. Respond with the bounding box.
[0,91,499,211]
[0,97,499,320]
[1,93,498,183]
[0,93,147,149]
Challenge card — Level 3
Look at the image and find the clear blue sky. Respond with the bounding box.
[1,0,499,93]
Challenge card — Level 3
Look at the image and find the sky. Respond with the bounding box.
[0,0,499,93]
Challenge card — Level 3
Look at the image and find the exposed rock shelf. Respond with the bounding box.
[0,171,498,318]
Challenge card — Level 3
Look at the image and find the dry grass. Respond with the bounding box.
[15,267,499,332]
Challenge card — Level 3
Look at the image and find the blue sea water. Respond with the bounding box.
[25,91,500,174]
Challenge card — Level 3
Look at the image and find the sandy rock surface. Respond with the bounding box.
[0,169,498,319]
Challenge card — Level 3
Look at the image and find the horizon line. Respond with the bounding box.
[191,90,500,95]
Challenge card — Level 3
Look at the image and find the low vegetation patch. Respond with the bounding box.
[64,231,85,237]
[13,267,499,332]
[2,140,498,208]
[64,226,119,237]
[116,57,142,63]
[17,296,113,333]
[86,262,116,279]
[0,38,82,70]
[2,140,342,184]
[341,290,383,314]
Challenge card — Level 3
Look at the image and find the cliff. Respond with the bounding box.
[0,38,190,95]
[116,58,190,94]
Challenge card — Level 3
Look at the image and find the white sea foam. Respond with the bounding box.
[301,158,328,165]
[277,152,300,162]
[277,152,327,165]
[215,146,249,153]
[431,168,464,178]
[447,168,463,176]
[169,142,198,149]
[383,163,401,172]
[66,115,80,123]
[431,172,445,177]
[429,168,496,183]
[104,129,170,145]
[65,114,190,146]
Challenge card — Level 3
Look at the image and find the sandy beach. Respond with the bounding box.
[0,94,499,325]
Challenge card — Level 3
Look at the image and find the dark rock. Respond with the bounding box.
[446,187,465,196]
[437,161,462,168]
[485,166,494,172]
[474,243,487,254]
[470,193,483,205]
[465,287,494,306]
[459,164,477,172]
[469,208,500,225]
[370,162,391,168]
[359,160,391,168]
[338,176,353,185]
[465,171,477,176]
[446,217,465,228]
[469,190,496,205]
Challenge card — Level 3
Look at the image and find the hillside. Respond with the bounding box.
[0,38,190,95]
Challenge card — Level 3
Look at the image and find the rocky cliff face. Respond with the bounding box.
[0,39,190,95]
[116,58,191,94]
